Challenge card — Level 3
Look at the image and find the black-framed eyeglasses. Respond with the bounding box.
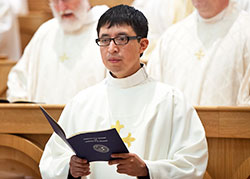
[96,35,142,46]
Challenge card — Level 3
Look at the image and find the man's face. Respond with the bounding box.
[98,24,148,78]
[50,0,89,32]
[192,0,229,18]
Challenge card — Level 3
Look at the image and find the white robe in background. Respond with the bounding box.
[237,0,250,12]
[39,65,208,179]
[132,0,194,62]
[7,5,108,104]
[9,0,28,15]
[0,0,21,60]
[147,1,250,106]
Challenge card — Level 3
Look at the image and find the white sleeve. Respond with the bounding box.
[0,0,12,34]
[39,133,74,179]
[6,40,33,102]
[237,60,250,105]
[145,90,208,179]
[237,30,250,105]
[238,64,250,105]
[39,101,79,179]
[6,22,44,102]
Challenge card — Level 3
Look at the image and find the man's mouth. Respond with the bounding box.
[60,10,74,19]
[62,13,74,18]
[108,58,122,63]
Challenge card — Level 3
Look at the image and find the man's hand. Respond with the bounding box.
[108,153,149,177]
[69,155,90,178]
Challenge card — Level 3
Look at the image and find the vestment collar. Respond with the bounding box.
[107,64,148,88]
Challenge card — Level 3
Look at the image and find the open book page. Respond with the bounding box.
[40,106,129,162]
[40,106,75,152]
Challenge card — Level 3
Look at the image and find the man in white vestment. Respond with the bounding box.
[40,5,208,179]
[0,0,21,61]
[132,0,194,62]
[6,0,108,104]
[147,0,250,106]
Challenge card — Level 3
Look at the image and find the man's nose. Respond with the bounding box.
[107,40,119,53]
[58,0,67,12]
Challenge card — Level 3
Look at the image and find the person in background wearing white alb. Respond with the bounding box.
[0,0,21,61]
[147,0,250,106]
[7,0,108,104]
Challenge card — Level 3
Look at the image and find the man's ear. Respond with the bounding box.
[139,38,149,54]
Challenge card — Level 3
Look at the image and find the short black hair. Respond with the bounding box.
[96,4,148,38]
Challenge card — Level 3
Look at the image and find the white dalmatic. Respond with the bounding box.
[7,5,108,104]
[40,66,208,179]
[147,1,250,106]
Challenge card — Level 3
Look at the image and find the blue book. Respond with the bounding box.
[40,106,129,162]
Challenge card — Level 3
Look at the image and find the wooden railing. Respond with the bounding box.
[196,106,250,179]
[0,104,249,178]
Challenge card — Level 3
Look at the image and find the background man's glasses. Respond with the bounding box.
[96,35,141,46]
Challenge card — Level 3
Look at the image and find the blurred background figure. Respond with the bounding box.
[9,0,29,15]
[237,0,250,12]
[7,0,108,104]
[147,0,250,106]
[0,0,21,61]
[132,0,194,62]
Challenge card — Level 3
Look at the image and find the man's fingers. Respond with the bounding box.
[70,160,90,169]
[71,155,88,163]
[70,166,91,177]
[109,158,129,165]
[111,153,130,159]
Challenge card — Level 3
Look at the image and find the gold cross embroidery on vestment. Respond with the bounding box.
[59,53,69,62]
[111,120,135,147]
[195,49,205,60]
